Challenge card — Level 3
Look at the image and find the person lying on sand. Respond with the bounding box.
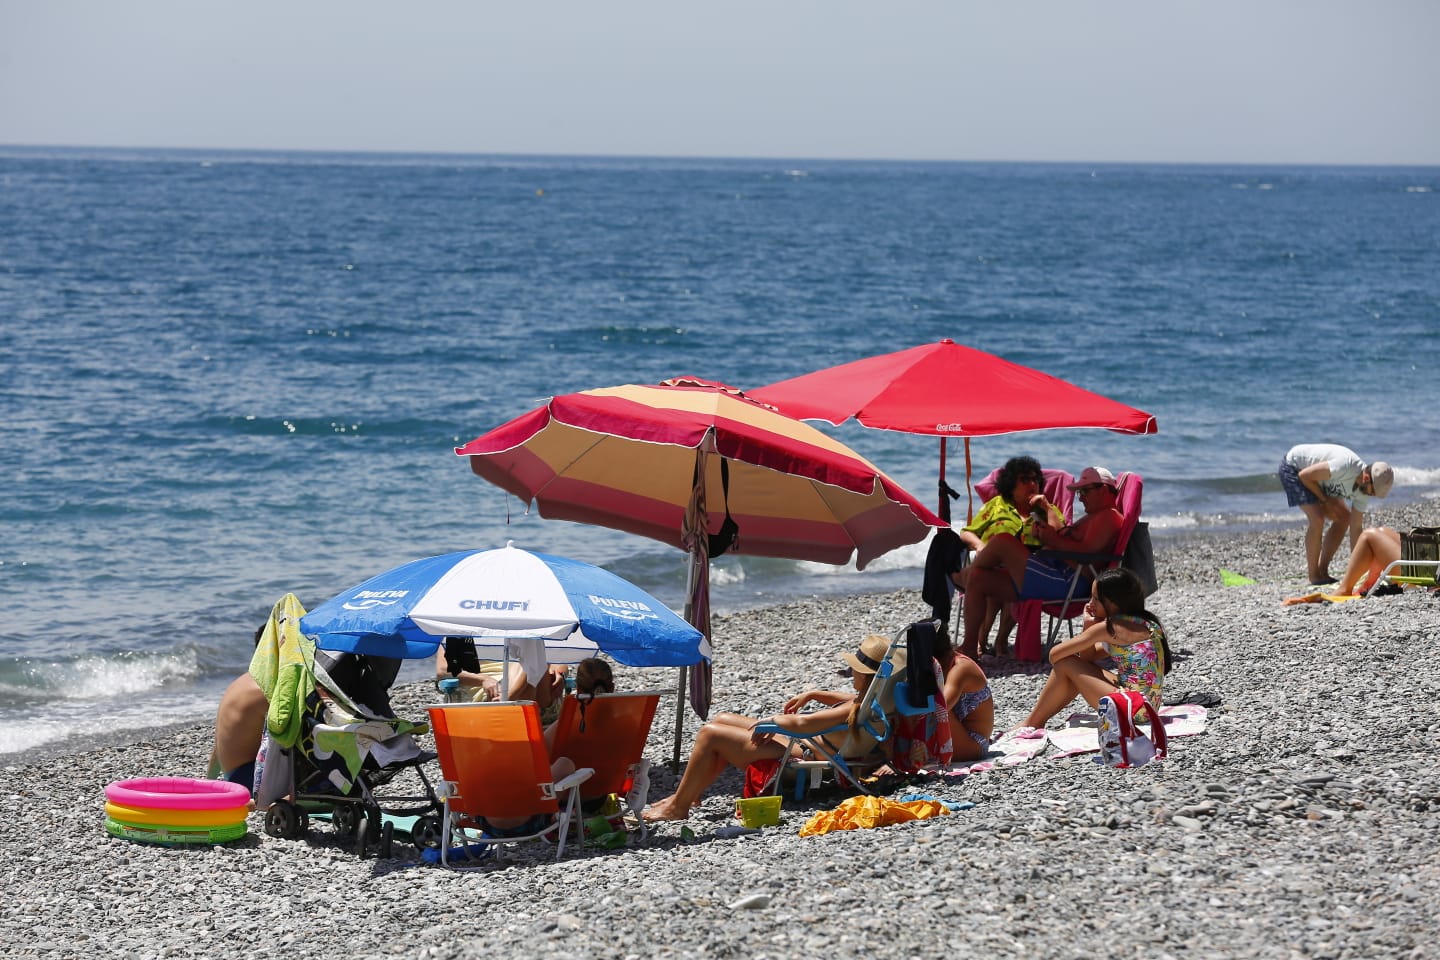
[643,635,897,822]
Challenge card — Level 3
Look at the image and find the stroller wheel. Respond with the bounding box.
[411,815,443,851]
[379,820,394,859]
[264,801,304,840]
[332,804,358,838]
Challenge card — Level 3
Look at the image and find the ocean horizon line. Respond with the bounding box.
[3,141,1438,173]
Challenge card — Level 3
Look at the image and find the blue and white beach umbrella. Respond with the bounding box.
[300,544,710,668]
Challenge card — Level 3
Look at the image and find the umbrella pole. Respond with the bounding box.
[965,437,975,523]
[674,542,704,770]
[939,436,946,517]
[671,666,688,771]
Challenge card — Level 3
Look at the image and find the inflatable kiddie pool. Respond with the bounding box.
[103,777,251,846]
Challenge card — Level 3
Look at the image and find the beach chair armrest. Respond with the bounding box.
[555,767,595,792]
[754,717,848,740]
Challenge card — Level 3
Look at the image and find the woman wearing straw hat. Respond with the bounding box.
[643,635,897,822]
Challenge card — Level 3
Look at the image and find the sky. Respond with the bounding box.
[2,0,1438,165]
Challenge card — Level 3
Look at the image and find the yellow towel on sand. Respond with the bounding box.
[247,593,314,748]
[1281,591,1361,606]
[799,795,949,837]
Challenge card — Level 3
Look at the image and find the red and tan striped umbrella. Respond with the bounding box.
[455,377,944,729]
[456,378,942,571]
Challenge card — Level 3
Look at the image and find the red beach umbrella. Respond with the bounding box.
[749,339,1157,519]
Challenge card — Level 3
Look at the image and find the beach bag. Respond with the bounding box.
[1123,521,1159,596]
[1400,527,1440,581]
[1096,691,1167,768]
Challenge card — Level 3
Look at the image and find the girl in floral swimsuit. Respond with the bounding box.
[1017,567,1171,733]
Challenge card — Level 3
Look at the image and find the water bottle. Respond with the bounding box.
[438,678,462,703]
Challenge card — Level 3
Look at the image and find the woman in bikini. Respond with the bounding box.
[933,629,994,761]
[643,635,895,822]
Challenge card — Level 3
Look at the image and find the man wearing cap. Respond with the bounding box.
[952,466,1125,661]
[1279,443,1394,585]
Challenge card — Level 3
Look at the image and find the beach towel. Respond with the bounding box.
[1047,703,1207,759]
[308,696,426,792]
[248,593,314,749]
[1281,591,1362,605]
[798,795,949,837]
[928,725,1049,779]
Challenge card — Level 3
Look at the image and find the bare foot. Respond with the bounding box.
[641,798,690,822]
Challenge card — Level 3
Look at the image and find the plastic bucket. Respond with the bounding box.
[734,796,781,828]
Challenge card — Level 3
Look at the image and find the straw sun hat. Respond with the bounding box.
[841,634,890,676]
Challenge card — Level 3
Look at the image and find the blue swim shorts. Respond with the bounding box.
[1018,554,1087,601]
[225,761,257,795]
[1278,461,1318,508]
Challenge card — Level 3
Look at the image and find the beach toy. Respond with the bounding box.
[103,777,251,846]
[734,795,781,828]
[104,818,249,846]
[104,801,249,828]
[105,777,251,811]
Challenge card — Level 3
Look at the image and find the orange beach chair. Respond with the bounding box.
[427,700,593,866]
[547,690,663,837]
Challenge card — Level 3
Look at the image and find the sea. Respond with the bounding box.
[2,146,1438,758]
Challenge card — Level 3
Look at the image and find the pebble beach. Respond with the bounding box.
[4,502,1438,960]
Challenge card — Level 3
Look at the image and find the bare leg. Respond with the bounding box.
[1023,656,1118,729]
[1299,503,1329,582]
[1338,527,1401,595]
[954,535,1028,659]
[1317,503,1351,582]
[994,603,1016,658]
[958,567,1019,660]
[977,597,1000,655]
[212,674,268,774]
[643,720,787,821]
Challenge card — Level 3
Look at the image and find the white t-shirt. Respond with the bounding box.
[1285,443,1371,512]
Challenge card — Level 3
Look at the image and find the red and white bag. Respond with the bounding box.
[1096,691,1168,768]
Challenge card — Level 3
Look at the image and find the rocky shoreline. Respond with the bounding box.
[3,501,1437,959]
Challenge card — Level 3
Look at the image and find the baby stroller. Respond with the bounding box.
[260,649,444,859]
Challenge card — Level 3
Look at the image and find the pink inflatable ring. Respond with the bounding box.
[105,777,251,812]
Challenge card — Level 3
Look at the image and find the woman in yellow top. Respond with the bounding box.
[958,456,1065,658]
